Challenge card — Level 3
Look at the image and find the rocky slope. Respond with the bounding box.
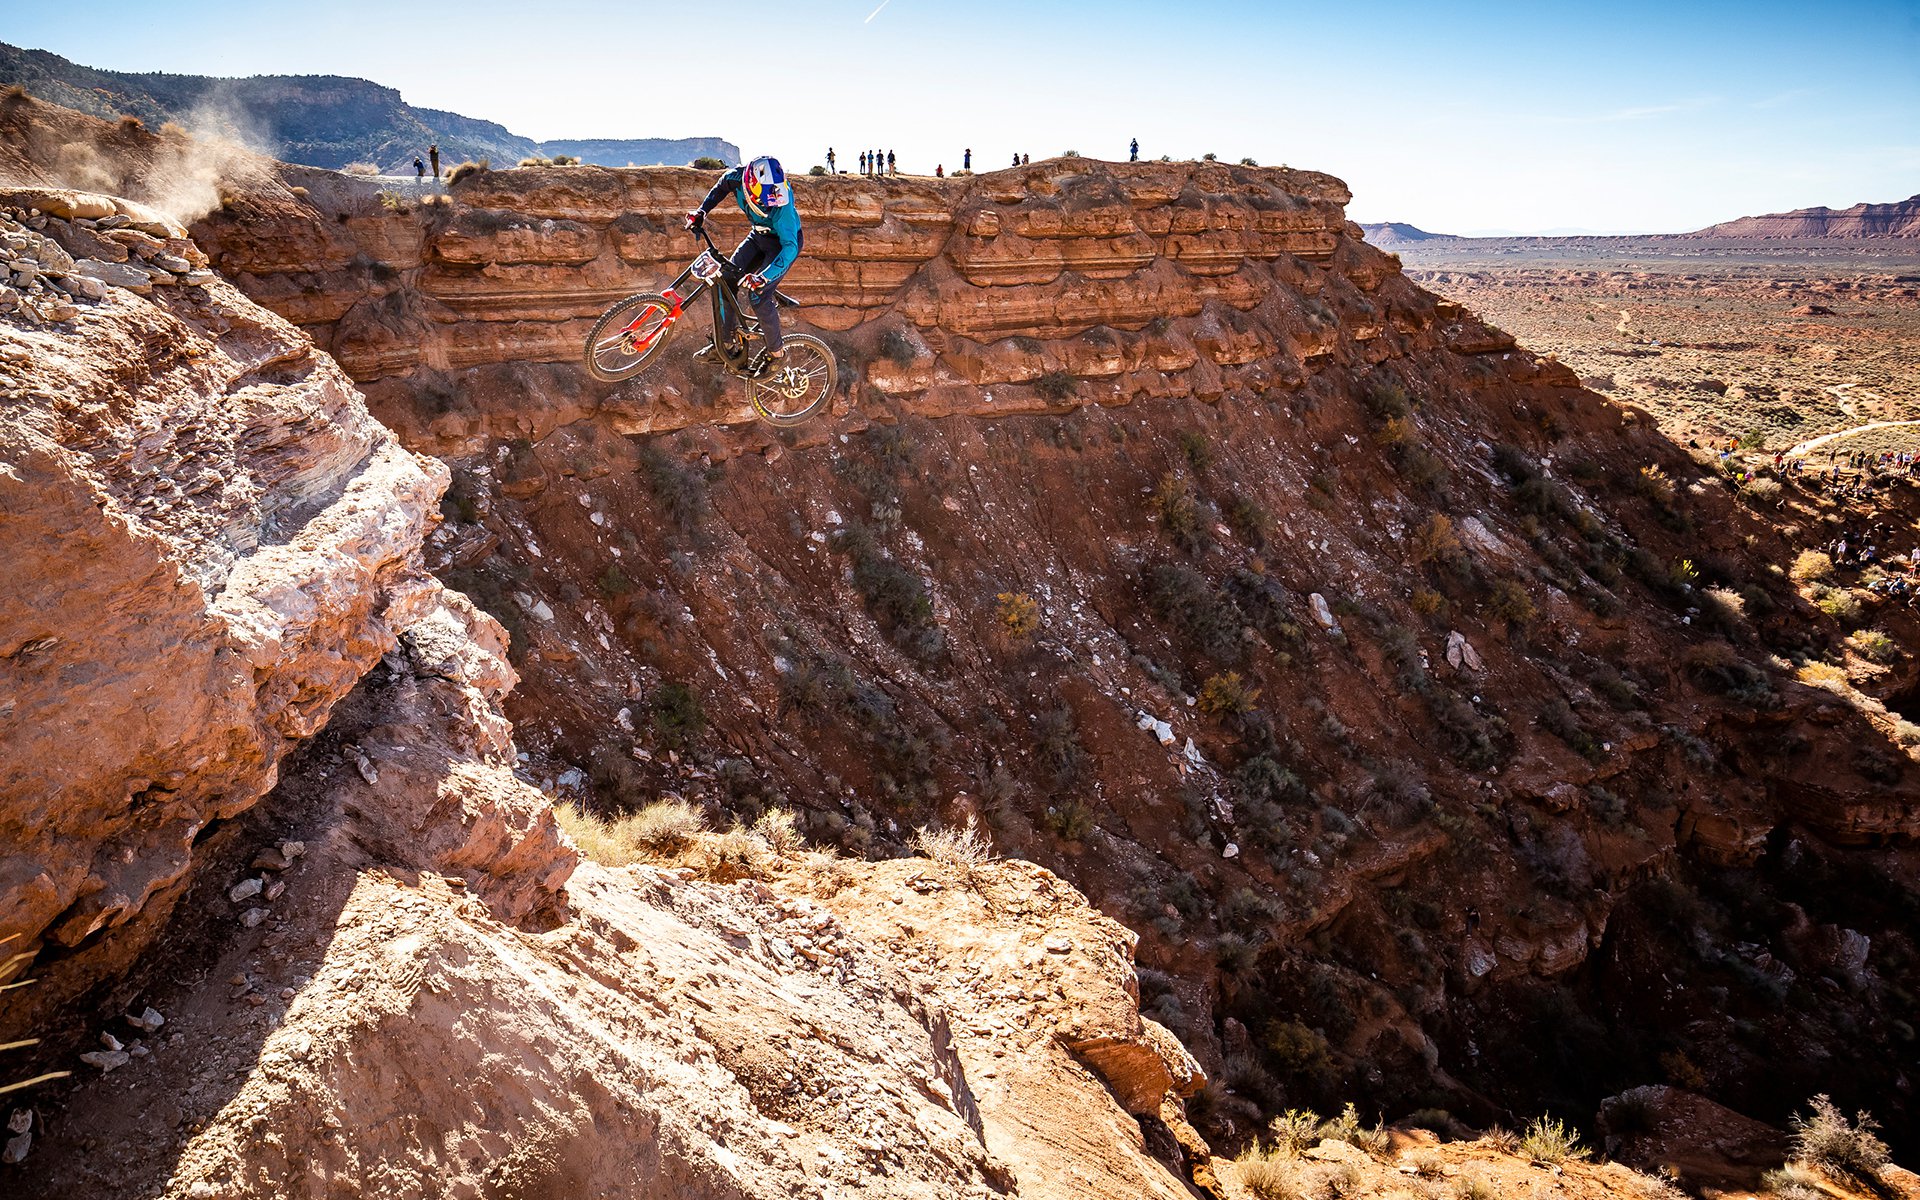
[0,181,1210,1197]
[1689,194,1920,239]
[159,116,1920,1157]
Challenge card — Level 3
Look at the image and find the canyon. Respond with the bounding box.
[3,89,1919,1196]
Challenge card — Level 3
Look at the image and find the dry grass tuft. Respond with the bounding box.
[557,797,705,864]
[1791,550,1835,584]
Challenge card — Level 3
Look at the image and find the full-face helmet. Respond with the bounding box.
[743,156,789,214]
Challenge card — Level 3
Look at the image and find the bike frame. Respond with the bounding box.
[641,226,800,373]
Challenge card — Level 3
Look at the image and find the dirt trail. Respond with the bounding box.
[1788,418,1920,457]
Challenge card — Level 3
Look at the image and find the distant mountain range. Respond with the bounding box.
[1358,222,1455,245]
[0,42,738,173]
[1685,194,1920,238]
[1363,195,1920,245]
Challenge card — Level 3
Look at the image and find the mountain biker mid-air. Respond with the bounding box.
[685,156,802,376]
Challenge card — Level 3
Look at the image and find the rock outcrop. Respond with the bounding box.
[0,185,570,1043]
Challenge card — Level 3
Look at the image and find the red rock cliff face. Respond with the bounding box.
[193,159,1468,449]
[192,158,1920,1150]
[0,184,573,1045]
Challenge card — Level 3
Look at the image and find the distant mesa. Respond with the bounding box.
[1687,193,1920,238]
[0,41,738,174]
[1359,221,1457,245]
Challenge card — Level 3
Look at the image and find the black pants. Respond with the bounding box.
[720,228,795,352]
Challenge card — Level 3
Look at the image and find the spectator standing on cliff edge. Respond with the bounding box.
[429,144,439,180]
[887,149,896,176]
[414,157,425,182]
[827,147,836,173]
[963,148,972,171]
[1130,138,1139,162]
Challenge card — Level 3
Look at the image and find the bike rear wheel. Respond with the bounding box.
[584,292,677,382]
[745,333,839,427]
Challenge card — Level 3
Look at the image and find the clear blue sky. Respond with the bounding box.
[7,0,1918,233]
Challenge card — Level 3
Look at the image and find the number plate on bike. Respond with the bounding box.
[691,251,723,282]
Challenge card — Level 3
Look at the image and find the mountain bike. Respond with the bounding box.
[583,226,839,427]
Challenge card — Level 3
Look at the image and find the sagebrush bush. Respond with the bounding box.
[1153,472,1208,553]
[1410,514,1463,567]
[1791,550,1835,584]
[1199,671,1260,715]
[1488,579,1537,626]
[1033,370,1077,401]
[1789,1094,1888,1180]
[1819,589,1866,624]
[1848,629,1898,663]
[447,158,490,184]
[1319,1103,1390,1157]
[913,815,994,870]
[1520,1116,1590,1165]
[1761,1164,1825,1200]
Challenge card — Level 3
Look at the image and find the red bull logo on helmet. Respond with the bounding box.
[744,156,789,213]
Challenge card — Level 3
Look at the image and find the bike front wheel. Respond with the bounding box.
[584,292,678,382]
[745,333,839,427]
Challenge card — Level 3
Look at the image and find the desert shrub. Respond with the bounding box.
[1761,1164,1826,1200]
[1319,1104,1390,1157]
[1637,464,1677,505]
[1033,370,1078,401]
[1791,550,1835,583]
[1481,1126,1520,1155]
[836,521,944,658]
[638,443,710,535]
[913,815,994,870]
[1410,1152,1446,1179]
[652,681,707,749]
[809,164,828,176]
[879,326,918,367]
[1236,1153,1302,1200]
[518,156,554,168]
[1849,629,1899,663]
[1199,671,1260,715]
[1225,567,1303,649]
[1235,754,1306,808]
[1153,472,1209,553]
[1818,589,1866,624]
[1177,428,1213,472]
[1539,699,1601,760]
[557,797,704,863]
[1267,1107,1323,1157]
[691,155,729,169]
[1411,587,1446,615]
[1701,586,1748,635]
[598,562,637,598]
[1404,1108,1461,1140]
[1488,578,1537,626]
[1589,664,1645,709]
[1266,1022,1332,1077]
[1795,660,1850,692]
[343,160,380,175]
[1143,562,1246,664]
[1362,378,1412,420]
[1043,797,1094,840]
[1427,689,1512,770]
[1520,1116,1590,1165]
[446,158,490,185]
[1227,496,1272,549]
[1743,477,1784,507]
[1410,514,1464,567]
[1789,1095,1888,1180]
[995,591,1041,640]
[1033,703,1086,785]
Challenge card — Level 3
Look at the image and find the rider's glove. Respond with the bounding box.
[741,272,768,295]
[684,209,705,232]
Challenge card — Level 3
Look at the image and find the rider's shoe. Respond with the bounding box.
[747,348,786,378]
[693,340,720,364]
